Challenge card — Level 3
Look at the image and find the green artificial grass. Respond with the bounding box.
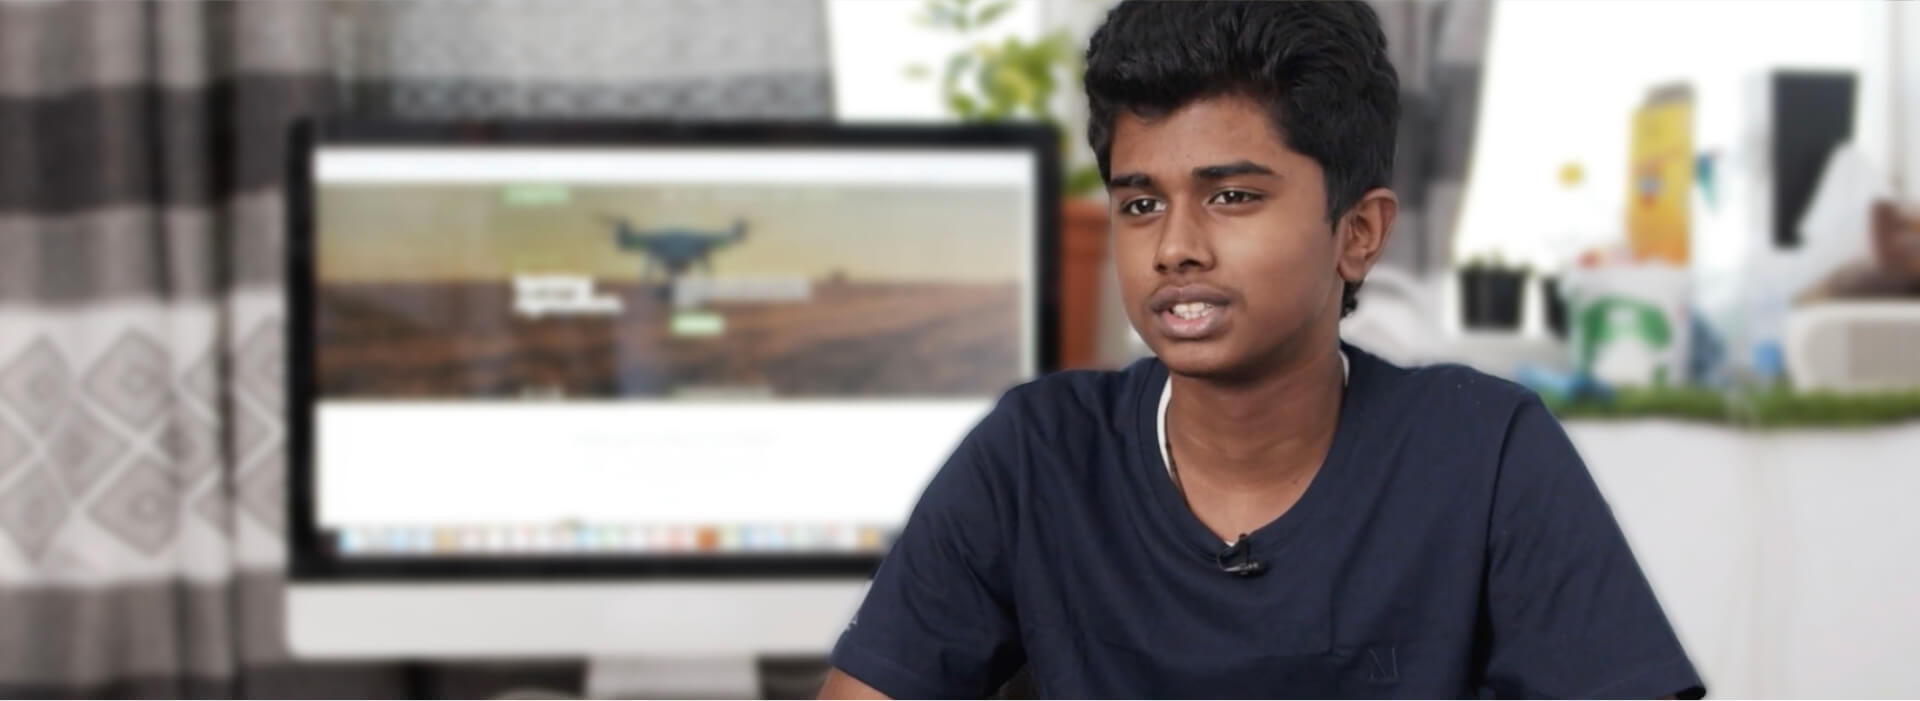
[1544,385,1920,428]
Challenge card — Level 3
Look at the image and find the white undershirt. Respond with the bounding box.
[1156,350,1350,544]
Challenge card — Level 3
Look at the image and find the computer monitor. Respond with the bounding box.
[285,120,1058,659]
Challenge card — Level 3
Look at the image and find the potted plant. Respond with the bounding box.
[1457,252,1528,331]
[908,0,1108,368]
[1540,274,1568,339]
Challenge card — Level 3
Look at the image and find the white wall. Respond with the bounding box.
[824,0,1045,122]
[1456,1,1874,270]
[1894,3,1920,200]
[1572,422,1920,699]
[1855,0,1920,200]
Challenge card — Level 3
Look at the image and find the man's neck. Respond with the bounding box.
[1165,342,1346,492]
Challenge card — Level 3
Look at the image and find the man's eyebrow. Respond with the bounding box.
[1193,160,1277,180]
[1108,161,1275,189]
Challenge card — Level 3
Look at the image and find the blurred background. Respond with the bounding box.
[2,0,1918,698]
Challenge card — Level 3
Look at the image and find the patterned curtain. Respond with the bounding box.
[333,0,833,119]
[1373,0,1492,274]
[0,0,831,696]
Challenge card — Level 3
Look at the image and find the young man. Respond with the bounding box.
[821,1,1703,698]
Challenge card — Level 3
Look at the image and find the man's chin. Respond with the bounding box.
[1153,342,1249,381]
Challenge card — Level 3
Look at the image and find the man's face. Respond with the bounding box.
[1107,94,1344,380]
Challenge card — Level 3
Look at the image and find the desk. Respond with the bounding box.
[1569,421,1920,698]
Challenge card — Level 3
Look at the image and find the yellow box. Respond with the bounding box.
[1626,85,1693,264]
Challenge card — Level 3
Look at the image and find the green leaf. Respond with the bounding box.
[973,0,1013,28]
[925,3,961,30]
[947,93,980,119]
[1032,69,1056,97]
[978,66,1013,114]
[940,52,973,102]
[953,0,978,30]
[1065,164,1106,198]
[1005,69,1037,109]
[1018,46,1056,93]
[1045,30,1074,53]
[1026,95,1052,121]
[904,63,930,80]
[1027,35,1061,62]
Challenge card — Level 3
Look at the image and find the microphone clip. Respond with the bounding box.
[1216,534,1268,578]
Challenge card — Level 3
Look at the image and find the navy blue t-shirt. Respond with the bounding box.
[831,344,1703,699]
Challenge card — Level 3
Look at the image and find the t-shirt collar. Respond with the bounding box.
[1156,348,1350,483]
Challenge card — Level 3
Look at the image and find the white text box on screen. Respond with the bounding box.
[315,400,994,527]
[315,148,1036,188]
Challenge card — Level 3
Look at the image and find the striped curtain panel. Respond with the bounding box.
[0,0,831,696]
[1373,0,1492,274]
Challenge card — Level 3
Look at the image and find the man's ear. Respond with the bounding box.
[1336,187,1398,285]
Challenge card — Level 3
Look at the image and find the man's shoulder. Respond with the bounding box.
[998,350,1544,421]
[1401,361,1538,406]
[997,357,1157,420]
[1349,346,1545,428]
[1019,359,1160,399]
[967,358,1157,457]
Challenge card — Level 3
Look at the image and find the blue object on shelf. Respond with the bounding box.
[1688,309,1728,389]
[1752,341,1785,383]
[1696,151,1718,210]
[1517,364,1615,405]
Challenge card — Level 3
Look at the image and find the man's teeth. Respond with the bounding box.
[1170,302,1214,320]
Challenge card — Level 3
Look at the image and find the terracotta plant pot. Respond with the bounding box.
[1057,197,1110,369]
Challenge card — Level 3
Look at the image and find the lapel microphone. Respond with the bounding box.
[1216,533,1267,577]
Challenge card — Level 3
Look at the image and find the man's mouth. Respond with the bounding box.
[1169,302,1216,321]
[1158,302,1226,338]
[1149,286,1233,340]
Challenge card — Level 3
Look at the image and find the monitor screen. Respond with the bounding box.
[291,124,1054,574]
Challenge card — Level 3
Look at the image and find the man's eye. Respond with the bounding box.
[1121,198,1164,216]
[1209,190,1262,206]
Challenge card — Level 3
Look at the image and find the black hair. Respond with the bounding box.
[1083,0,1399,317]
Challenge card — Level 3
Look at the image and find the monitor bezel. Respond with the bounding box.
[287,118,1063,581]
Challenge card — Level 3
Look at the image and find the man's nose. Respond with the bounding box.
[1154,204,1214,274]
